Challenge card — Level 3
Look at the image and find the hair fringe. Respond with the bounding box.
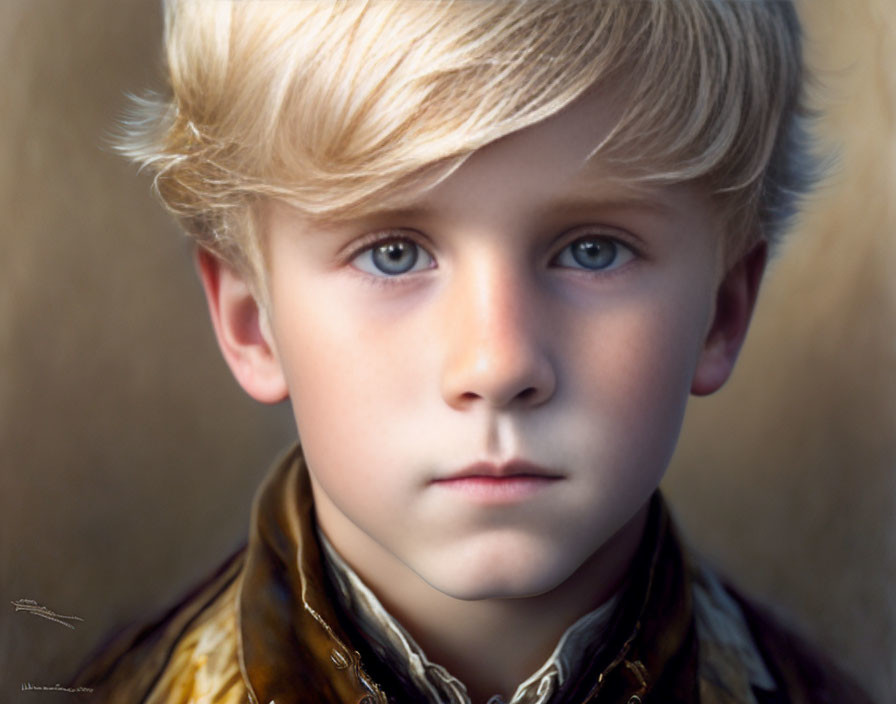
[120,0,817,279]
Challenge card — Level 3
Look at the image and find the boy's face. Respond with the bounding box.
[207,87,760,600]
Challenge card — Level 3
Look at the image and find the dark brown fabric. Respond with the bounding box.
[733,592,874,704]
[237,445,387,703]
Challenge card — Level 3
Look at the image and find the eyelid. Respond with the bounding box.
[551,226,639,271]
[346,229,436,277]
[555,224,638,251]
[340,229,422,262]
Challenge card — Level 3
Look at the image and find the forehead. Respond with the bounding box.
[342,86,719,234]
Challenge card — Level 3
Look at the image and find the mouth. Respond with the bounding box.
[437,460,564,481]
[430,461,564,503]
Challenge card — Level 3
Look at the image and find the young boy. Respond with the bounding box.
[76,2,872,703]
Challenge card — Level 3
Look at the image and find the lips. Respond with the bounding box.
[436,459,564,481]
[430,462,564,503]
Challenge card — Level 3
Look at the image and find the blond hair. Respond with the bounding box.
[121,0,813,285]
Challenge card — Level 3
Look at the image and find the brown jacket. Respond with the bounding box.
[74,446,873,703]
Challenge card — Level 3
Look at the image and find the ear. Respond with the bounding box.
[691,240,768,396]
[195,249,289,404]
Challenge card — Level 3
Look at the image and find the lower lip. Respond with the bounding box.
[431,476,562,503]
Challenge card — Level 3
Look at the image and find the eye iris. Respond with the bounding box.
[372,240,418,274]
[571,238,616,269]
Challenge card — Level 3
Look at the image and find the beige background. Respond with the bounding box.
[1,1,893,702]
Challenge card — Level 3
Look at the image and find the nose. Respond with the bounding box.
[440,258,556,410]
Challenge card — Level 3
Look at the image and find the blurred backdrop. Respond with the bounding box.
[1,1,893,701]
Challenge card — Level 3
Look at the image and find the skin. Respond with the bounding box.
[198,87,766,702]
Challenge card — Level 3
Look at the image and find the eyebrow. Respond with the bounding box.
[320,173,683,236]
[562,164,684,210]
[355,205,436,223]
[346,192,677,227]
[544,194,677,218]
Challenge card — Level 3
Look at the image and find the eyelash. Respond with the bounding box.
[552,232,637,273]
[347,232,436,282]
[346,229,638,282]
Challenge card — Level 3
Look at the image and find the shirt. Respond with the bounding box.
[318,528,622,704]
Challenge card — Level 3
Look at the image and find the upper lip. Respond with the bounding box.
[437,460,563,481]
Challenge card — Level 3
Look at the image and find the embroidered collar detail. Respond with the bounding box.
[317,528,621,704]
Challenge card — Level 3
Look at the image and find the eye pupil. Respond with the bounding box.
[571,238,616,269]
[373,240,418,274]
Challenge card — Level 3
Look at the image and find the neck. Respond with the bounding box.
[320,505,648,703]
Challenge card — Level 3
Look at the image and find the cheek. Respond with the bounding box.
[566,283,713,460]
[270,291,429,486]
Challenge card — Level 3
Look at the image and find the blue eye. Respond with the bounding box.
[554,235,634,271]
[352,238,435,276]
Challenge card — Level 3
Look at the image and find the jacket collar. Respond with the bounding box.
[236,445,699,704]
[237,444,387,704]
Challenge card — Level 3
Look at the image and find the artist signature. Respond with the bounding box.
[21,683,93,693]
[13,599,91,694]
[11,598,84,629]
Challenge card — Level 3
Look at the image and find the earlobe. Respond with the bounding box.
[195,249,289,404]
[691,241,767,396]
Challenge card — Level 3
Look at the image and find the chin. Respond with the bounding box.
[412,539,583,601]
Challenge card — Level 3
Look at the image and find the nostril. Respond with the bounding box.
[457,386,537,405]
[441,343,556,409]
